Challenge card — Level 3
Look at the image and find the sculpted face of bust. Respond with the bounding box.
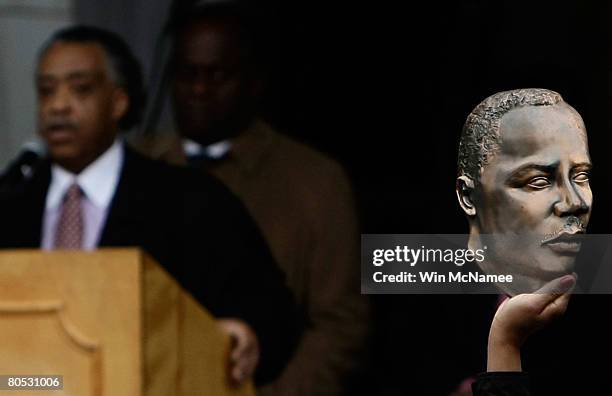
[456,89,592,295]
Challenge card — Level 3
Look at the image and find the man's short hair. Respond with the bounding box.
[457,88,564,183]
[38,25,145,130]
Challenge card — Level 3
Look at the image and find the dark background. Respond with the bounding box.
[257,0,612,235]
[250,1,612,394]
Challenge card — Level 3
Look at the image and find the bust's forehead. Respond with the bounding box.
[496,103,587,157]
[500,103,585,137]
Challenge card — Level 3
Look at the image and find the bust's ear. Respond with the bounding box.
[456,175,476,217]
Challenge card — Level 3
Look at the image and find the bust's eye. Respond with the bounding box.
[574,172,590,183]
[527,177,551,189]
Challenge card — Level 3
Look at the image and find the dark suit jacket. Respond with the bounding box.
[0,145,299,385]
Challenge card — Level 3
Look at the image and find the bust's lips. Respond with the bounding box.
[541,231,584,255]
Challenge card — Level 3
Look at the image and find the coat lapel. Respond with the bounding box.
[98,147,150,247]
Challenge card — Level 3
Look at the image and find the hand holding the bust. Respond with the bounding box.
[487,274,576,372]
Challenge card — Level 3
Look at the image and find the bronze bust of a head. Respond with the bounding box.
[456,88,592,295]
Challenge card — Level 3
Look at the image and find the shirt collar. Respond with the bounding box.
[179,119,275,173]
[182,138,232,159]
[46,139,124,210]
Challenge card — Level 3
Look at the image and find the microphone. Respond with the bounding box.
[0,148,42,189]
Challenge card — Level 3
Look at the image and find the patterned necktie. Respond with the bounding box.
[54,183,83,249]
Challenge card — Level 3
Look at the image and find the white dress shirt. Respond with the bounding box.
[41,139,124,250]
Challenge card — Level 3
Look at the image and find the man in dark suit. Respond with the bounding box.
[0,25,298,386]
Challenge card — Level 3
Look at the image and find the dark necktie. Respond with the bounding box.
[187,150,229,168]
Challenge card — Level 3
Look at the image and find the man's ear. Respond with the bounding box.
[456,175,476,217]
[111,88,129,124]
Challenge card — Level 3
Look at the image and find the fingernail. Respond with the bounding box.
[559,274,576,291]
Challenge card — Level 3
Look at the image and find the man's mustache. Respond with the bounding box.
[41,120,79,132]
[542,216,586,244]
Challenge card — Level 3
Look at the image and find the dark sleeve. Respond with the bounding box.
[472,372,532,396]
[178,170,300,385]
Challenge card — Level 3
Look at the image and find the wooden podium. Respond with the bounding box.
[0,249,255,396]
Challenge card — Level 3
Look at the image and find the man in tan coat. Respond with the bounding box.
[130,3,369,395]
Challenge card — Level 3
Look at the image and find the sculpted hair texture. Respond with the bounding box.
[458,88,563,183]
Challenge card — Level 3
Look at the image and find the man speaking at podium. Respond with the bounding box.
[0,26,298,387]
